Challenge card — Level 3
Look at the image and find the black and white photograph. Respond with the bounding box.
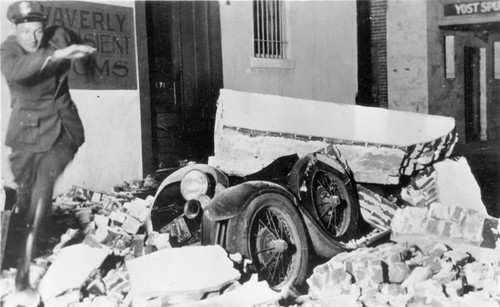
[0,0,499,306]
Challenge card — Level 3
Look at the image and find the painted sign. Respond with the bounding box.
[444,0,500,16]
[43,1,137,90]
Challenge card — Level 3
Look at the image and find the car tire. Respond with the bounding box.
[226,193,310,292]
[306,161,359,243]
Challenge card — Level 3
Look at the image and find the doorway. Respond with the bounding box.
[464,46,487,143]
[146,1,223,169]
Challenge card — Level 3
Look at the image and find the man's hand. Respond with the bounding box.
[52,44,96,61]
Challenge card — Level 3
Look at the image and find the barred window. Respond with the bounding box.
[253,0,286,59]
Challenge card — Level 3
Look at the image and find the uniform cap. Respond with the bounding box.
[7,1,47,24]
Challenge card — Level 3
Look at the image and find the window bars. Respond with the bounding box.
[253,0,286,59]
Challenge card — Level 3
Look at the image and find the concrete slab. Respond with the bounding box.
[434,157,487,215]
[126,245,241,304]
[215,89,455,147]
[38,244,110,301]
[210,89,456,184]
[174,280,280,307]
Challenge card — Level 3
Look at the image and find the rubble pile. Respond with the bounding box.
[51,186,158,251]
[301,156,500,306]
[393,157,499,249]
[304,241,500,307]
[392,202,499,249]
[399,157,487,215]
[1,151,497,307]
[356,157,499,250]
[1,185,280,307]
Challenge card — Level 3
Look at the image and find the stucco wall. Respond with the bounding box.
[427,0,500,142]
[219,0,357,104]
[387,0,429,113]
[1,0,143,194]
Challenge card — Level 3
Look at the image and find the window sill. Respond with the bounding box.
[250,57,295,70]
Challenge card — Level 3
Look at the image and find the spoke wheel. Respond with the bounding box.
[226,193,309,291]
[312,170,352,238]
[304,160,359,243]
[252,206,298,287]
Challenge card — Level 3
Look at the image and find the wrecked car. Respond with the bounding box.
[151,146,359,291]
[149,89,457,292]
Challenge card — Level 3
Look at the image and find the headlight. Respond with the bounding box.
[180,170,209,200]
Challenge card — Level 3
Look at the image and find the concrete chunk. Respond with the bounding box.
[173,280,280,307]
[391,203,499,249]
[126,245,240,304]
[401,266,433,289]
[38,244,110,301]
[388,262,411,284]
[391,206,427,235]
[433,157,487,215]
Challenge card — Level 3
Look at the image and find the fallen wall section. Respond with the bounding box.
[210,89,456,184]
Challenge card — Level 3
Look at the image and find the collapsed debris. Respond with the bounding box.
[0,90,495,306]
[304,241,500,307]
[297,154,499,306]
[393,156,499,250]
[1,182,280,307]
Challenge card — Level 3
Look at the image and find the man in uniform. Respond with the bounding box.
[1,0,95,293]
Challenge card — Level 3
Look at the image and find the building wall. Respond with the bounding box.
[386,0,429,113]
[1,0,144,194]
[219,0,358,104]
[379,0,500,142]
[427,0,500,142]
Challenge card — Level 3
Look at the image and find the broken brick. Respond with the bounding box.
[391,207,427,235]
[428,202,452,221]
[450,205,465,224]
[401,266,433,289]
[480,218,500,249]
[444,279,464,297]
[352,261,367,283]
[463,262,491,288]
[422,256,442,274]
[443,250,471,267]
[424,218,442,236]
[318,270,353,298]
[460,210,485,244]
[423,242,449,259]
[432,267,457,284]
[388,262,411,284]
[367,260,385,284]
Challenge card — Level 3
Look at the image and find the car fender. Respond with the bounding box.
[288,145,353,201]
[153,164,229,199]
[203,181,297,222]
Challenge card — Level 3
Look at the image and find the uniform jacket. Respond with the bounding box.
[1,26,85,152]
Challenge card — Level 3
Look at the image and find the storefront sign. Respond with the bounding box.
[444,0,500,16]
[43,1,137,90]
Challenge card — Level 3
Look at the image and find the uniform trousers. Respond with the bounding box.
[9,128,77,290]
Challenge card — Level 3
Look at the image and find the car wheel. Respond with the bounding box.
[308,164,359,242]
[226,193,309,291]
